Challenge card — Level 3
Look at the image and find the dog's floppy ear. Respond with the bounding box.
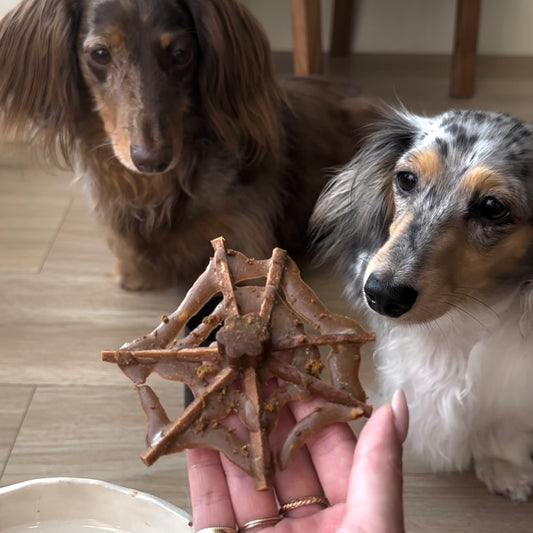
[0,0,84,164]
[185,0,285,165]
[311,106,420,266]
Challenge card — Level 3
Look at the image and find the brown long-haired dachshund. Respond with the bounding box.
[0,0,377,290]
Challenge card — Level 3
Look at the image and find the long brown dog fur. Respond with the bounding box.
[0,0,378,290]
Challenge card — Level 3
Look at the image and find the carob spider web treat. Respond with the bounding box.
[102,237,374,490]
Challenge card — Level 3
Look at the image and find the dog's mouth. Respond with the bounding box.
[363,273,418,319]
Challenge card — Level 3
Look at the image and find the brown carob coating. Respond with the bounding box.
[102,237,374,490]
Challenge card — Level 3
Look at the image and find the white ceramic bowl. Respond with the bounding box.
[0,477,193,532]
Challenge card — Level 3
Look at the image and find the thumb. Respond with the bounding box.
[339,389,408,533]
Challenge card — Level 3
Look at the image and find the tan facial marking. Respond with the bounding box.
[160,33,172,49]
[401,148,443,183]
[441,224,533,292]
[93,99,134,169]
[460,166,507,195]
[95,99,117,133]
[107,27,126,48]
[367,212,414,273]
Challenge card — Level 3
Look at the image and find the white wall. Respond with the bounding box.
[243,0,533,56]
[0,0,531,56]
[0,0,17,17]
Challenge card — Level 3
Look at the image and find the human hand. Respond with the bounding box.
[187,389,408,533]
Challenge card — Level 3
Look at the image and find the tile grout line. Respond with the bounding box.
[0,385,37,483]
[37,196,75,275]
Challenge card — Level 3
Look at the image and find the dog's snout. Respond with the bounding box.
[130,144,172,174]
[364,273,418,318]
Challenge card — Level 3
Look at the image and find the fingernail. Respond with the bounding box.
[391,389,409,443]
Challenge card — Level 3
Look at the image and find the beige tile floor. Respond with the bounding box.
[1,54,533,531]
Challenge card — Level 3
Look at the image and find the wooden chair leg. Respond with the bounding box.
[450,0,482,98]
[291,0,323,75]
[330,0,355,57]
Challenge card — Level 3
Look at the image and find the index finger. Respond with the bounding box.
[187,448,236,531]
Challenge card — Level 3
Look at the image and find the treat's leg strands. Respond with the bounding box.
[169,420,255,475]
[259,248,287,323]
[280,255,374,338]
[102,347,219,365]
[327,343,366,401]
[172,305,227,350]
[136,384,172,446]
[268,357,372,415]
[272,333,374,352]
[212,237,240,316]
[209,238,288,293]
[141,366,237,466]
[243,366,273,490]
[278,404,366,470]
[123,242,232,351]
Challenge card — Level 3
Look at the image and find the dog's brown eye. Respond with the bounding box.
[90,47,111,66]
[172,47,192,67]
[396,171,417,193]
[478,196,509,221]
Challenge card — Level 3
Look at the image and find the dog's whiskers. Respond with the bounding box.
[437,294,497,330]
[449,289,501,321]
[88,140,114,156]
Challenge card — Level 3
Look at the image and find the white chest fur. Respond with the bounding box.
[370,287,533,472]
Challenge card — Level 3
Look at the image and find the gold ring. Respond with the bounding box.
[279,495,330,516]
[196,526,237,533]
[238,516,282,532]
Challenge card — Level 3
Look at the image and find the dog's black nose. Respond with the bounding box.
[364,274,418,318]
[130,145,172,174]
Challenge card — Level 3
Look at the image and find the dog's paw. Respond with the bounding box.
[117,271,152,291]
[475,457,533,502]
[114,259,165,291]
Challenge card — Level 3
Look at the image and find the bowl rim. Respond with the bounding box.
[0,476,193,529]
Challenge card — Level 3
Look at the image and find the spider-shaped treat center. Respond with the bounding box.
[216,312,271,368]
